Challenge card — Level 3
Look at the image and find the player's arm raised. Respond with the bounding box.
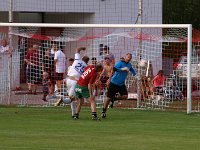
[76,47,86,54]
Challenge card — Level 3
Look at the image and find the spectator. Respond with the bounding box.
[91,57,97,66]
[98,56,114,89]
[42,49,56,98]
[152,70,165,94]
[24,44,40,94]
[103,46,115,65]
[91,57,99,96]
[0,39,12,53]
[54,44,66,94]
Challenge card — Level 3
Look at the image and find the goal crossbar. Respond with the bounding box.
[0,23,191,29]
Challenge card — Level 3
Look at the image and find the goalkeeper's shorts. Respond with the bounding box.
[107,82,127,99]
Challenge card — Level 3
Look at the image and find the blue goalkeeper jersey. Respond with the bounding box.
[111,60,136,86]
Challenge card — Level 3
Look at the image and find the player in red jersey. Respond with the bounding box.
[73,63,103,120]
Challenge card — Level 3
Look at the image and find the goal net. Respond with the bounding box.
[0,23,194,113]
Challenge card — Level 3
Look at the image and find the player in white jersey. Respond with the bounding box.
[67,47,88,80]
[54,47,90,117]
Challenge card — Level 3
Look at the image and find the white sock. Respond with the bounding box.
[71,101,76,116]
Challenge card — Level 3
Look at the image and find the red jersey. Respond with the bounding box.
[77,65,97,87]
[153,75,165,87]
[26,48,39,65]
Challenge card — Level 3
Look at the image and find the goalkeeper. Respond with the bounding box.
[101,53,137,118]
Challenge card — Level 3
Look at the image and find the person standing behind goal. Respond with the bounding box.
[152,70,165,94]
[54,47,89,118]
[24,44,40,95]
[54,44,66,94]
[101,53,137,118]
[0,39,12,54]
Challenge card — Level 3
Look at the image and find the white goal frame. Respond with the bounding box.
[0,23,192,114]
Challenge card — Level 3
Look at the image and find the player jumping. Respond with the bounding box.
[101,53,137,118]
[54,47,89,118]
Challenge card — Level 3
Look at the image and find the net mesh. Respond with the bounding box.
[0,25,197,113]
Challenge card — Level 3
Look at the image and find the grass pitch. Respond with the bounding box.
[0,106,200,150]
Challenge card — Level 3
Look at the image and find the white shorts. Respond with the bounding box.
[66,78,77,97]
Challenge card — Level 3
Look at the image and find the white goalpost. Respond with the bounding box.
[0,23,192,113]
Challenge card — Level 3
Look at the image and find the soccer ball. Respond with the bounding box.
[63,97,72,104]
[139,59,147,67]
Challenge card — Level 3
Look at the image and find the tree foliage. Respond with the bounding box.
[163,0,200,29]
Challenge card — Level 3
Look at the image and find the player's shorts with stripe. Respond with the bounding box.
[107,82,128,99]
[75,84,89,98]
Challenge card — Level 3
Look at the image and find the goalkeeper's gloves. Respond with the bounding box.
[121,67,129,71]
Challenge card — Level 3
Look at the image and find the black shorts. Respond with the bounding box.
[26,66,40,84]
[55,72,64,81]
[107,82,128,99]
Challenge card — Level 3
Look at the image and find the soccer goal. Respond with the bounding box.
[0,23,194,113]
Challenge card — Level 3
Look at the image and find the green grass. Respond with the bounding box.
[0,107,200,150]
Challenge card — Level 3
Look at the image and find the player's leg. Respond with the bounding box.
[117,84,128,100]
[80,86,99,120]
[110,84,127,106]
[70,101,76,117]
[73,84,84,119]
[109,83,124,108]
[101,82,118,118]
[54,78,75,106]
[108,84,128,108]
[102,98,112,118]
[73,97,84,119]
[89,96,100,120]
[67,79,77,117]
